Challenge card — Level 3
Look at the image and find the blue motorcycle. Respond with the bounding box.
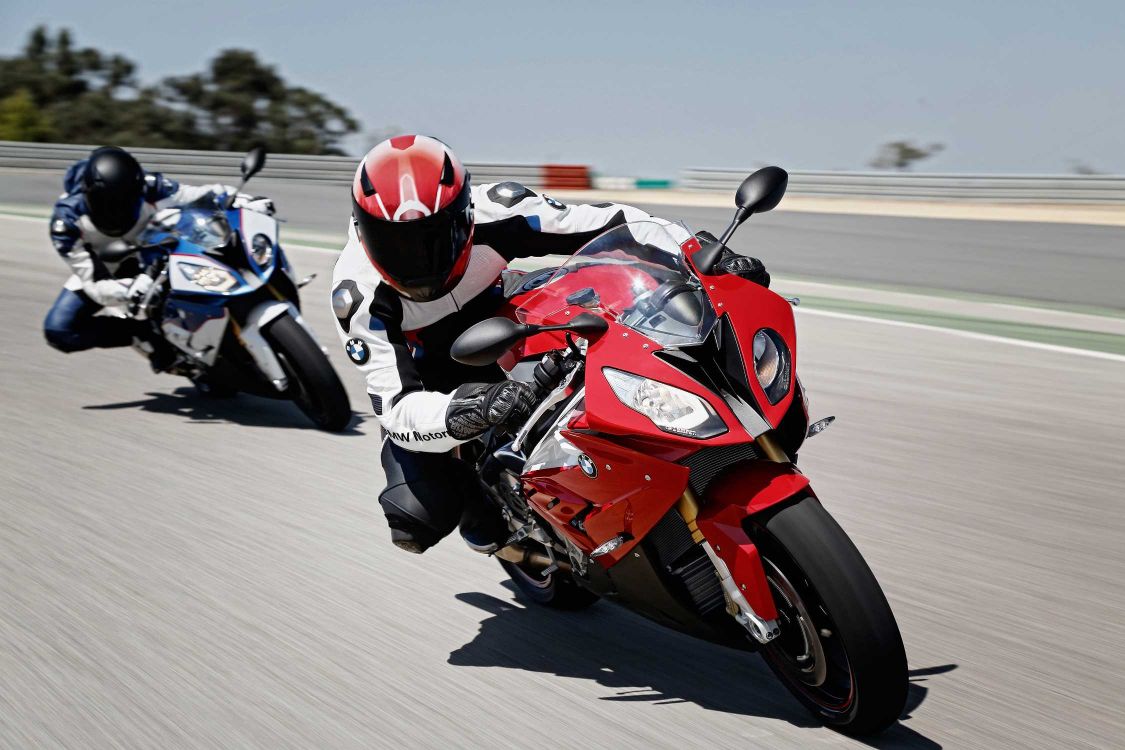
[131,148,351,431]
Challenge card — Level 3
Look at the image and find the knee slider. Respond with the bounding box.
[43,327,84,353]
[378,483,461,554]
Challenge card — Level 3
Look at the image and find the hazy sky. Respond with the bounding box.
[2,1,1123,176]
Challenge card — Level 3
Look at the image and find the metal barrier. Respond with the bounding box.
[681,168,1125,203]
[5,141,1123,203]
[0,141,590,189]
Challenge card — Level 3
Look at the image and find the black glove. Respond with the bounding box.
[446,381,538,440]
[717,251,770,288]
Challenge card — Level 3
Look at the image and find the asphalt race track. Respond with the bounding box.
[1,187,1124,747]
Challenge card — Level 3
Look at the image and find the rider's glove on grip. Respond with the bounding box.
[126,273,154,315]
[446,381,538,440]
[717,252,771,288]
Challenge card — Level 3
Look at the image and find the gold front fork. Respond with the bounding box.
[753,431,790,463]
[676,489,706,544]
[676,432,789,532]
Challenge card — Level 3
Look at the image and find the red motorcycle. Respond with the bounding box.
[451,167,908,735]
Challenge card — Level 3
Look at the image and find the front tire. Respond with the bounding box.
[750,496,907,736]
[262,315,351,432]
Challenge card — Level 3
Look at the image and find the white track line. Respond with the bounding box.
[797,308,1125,363]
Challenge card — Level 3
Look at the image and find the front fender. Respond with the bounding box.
[694,462,814,622]
[237,300,320,391]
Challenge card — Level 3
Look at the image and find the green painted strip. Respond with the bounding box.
[635,179,674,189]
[798,295,1125,356]
[0,205,48,219]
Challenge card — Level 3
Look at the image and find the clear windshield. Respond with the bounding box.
[518,221,715,346]
[141,198,232,250]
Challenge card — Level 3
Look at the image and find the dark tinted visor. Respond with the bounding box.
[86,189,143,237]
[353,181,472,292]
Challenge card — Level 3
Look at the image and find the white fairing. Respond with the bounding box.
[238,301,322,391]
[237,208,279,273]
[161,306,229,366]
[524,389,587,473]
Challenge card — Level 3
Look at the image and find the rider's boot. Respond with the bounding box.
[459,491,509,554]
[131,329,178,373]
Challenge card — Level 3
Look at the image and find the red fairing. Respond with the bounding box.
[522,431,690,567]
[503,227,809,626]
[692,249,799,429]
[695,463,815,621]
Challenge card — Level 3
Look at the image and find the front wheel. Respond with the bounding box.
[750,496,907,736]
[262,315,351,432]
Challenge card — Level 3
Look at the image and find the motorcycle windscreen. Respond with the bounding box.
[514,221,716,347]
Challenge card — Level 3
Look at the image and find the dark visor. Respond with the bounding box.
[353,181,472,294]
[87,190,143,237]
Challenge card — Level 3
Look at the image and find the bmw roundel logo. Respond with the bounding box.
[345,338,370,365]
[577,453,597,478]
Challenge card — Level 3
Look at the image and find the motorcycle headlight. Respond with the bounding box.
[251,233,274,267]
[753,328,791,404]
[179,262,239,292]
[603,368,727,439]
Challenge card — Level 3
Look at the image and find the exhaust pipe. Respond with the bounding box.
[494,545,572,573]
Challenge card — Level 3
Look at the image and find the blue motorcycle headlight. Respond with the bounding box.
[251,233,274,267]
[179,262,239,292]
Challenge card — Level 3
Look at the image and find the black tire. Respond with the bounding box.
[262,315,351,432]
[499,551,600,610]
[750,496,907,736]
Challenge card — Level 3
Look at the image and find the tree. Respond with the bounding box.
[1068,159,1102,175]
[160,49,358,155]
[0,26,360,154]
[869,140,945,171]
[0,89,55,141]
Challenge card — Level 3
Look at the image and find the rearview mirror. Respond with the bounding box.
[451,313,608,366]
[241,147,267,180]
[451,318,530,367]
[699,165,790,269]
[735,166,788,215]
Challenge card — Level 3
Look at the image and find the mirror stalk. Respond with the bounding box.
[717,207,748,246]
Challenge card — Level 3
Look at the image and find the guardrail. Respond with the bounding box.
[681,168,1125,204]
[0,141,591,190]
[6,141,1124,203]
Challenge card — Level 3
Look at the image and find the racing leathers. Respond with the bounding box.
[332,183,667,551]
[43,160,267,354]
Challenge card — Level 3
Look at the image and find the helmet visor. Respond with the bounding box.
[86,189,143,237]
[353,182,472,299]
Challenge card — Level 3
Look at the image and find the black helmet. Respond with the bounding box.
[81,146,145,236]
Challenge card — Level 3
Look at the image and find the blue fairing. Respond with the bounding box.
[139,197,279,297]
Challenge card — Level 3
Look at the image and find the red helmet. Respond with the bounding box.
[351,135,473,301]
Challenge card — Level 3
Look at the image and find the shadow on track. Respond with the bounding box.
[84,387,366,433]
[451,587,949,748]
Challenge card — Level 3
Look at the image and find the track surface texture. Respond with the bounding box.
[1,174,1124,749]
